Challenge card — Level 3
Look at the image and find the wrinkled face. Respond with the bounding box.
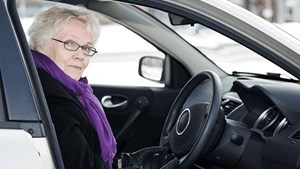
[40,19,94,81]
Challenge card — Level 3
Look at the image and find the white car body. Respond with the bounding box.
[2,0,300,169]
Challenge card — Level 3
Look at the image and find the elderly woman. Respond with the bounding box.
[28,6,116,169]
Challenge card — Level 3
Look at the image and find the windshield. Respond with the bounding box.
[140,7,298,80]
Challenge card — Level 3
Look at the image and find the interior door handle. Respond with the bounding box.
[101,95,128,109]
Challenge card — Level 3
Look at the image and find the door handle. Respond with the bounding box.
[101,95,128,109]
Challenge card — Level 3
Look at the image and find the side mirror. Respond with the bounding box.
[138,56,164,82]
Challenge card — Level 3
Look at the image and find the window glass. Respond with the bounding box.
[83,22,165,87]
[18,0,165,87]
[138,6,296,80]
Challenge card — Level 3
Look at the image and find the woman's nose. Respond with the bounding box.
[73,49,86,60]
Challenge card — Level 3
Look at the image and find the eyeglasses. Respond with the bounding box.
[51,38,98,57]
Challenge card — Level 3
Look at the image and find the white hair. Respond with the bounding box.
[28,6,100,50]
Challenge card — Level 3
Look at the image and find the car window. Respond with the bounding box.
[139,6,297,80]
[18,0,165,87]
[83,21,165,87]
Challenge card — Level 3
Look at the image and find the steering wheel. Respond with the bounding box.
[160,70,225,169]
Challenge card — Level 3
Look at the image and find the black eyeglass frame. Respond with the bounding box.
[51,38,98,57]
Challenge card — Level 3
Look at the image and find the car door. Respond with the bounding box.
[2,1,65,168]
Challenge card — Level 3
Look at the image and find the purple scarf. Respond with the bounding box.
[32,50,116,169]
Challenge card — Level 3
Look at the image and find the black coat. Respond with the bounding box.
[37,68,109,169]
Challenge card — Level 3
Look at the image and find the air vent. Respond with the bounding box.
[292,131,300,140]
[222,99,241,115]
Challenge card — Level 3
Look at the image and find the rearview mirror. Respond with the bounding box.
[138,56,164,82]
[168,13,196,26]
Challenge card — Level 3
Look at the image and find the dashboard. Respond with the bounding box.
[209,77,300,169]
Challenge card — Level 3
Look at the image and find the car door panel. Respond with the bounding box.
[92,85,180,153]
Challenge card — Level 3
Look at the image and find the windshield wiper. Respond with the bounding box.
[232,71,299,82]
